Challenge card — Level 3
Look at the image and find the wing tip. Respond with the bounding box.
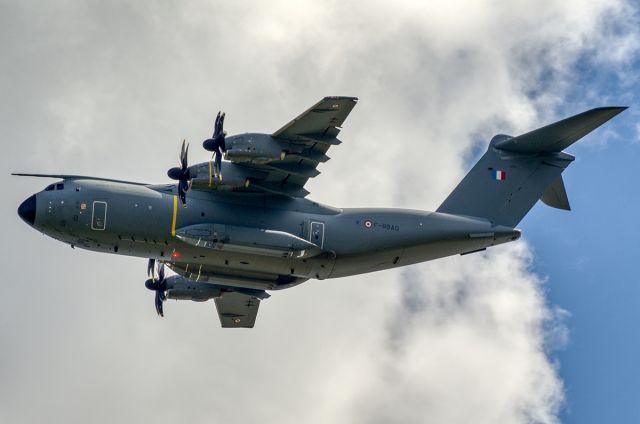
[323,96,358,102]
[595,105,628,111]
[589,106,628,116]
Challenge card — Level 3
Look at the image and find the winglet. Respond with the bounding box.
[493,107,627,153]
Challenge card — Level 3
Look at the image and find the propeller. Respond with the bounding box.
[144,259,167,317]
[203,111,226,157]
[203,111,220,152]
[167,140,191,206]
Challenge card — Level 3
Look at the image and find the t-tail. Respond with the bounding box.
[437,107,627,227]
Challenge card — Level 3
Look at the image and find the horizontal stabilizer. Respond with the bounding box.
[541,175,571,211]
[493,107,627,153]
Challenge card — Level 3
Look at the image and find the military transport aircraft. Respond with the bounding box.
[14,97,625,327]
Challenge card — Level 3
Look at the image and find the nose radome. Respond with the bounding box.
[18,194,36,226]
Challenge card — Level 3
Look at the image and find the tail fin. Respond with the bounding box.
[437,107,626,227]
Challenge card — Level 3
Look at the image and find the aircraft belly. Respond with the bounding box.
[396,237,500,267]
[330,249,405,278]
[329,230,518,278]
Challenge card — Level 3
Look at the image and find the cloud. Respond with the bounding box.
[355,244,566,424]
[1,1,637,423]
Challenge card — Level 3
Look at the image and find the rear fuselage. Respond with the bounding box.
[20,179,520,290]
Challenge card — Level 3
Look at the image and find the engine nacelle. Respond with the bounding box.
[164,277,222,302]
[224,133,293,164]
[188,162,254,191]
[162,275,271,302]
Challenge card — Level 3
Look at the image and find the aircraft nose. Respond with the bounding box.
[18,194,36,226]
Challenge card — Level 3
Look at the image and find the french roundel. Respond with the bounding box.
[363,219,374,229]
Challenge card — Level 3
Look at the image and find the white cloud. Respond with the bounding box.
[1,1,637,423]
[353,244,566,424]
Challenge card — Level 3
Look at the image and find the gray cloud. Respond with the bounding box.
[1,1,637,423]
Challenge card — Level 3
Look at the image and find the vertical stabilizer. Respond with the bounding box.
[437,107,626,227]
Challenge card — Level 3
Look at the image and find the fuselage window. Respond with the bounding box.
[45,184,54,191]
[92,201,107,231]
[56,183,64,190]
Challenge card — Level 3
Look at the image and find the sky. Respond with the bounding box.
[1,1,639,423]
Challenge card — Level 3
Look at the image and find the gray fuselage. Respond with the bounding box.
[22,178,519,291]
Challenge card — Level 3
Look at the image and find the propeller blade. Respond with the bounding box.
[180,140,189,170]
[158,263,165,282]
[213,111,221,137]
[178,182,187,206]
[179,179,190,194]
[155,291,164,317]
[147,258,155,279]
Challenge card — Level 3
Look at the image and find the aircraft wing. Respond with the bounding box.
[214,291,261,328]
[223,96,358,197]
[272,96,358,141]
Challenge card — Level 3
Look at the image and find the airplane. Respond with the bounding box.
[14,97,626,328]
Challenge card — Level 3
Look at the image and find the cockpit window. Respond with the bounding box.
[56,183,64,190]
[45,184,55,191]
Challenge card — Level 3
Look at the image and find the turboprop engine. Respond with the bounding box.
[224,133,289,164]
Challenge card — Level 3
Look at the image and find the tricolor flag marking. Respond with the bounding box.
[492,170,507,181]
